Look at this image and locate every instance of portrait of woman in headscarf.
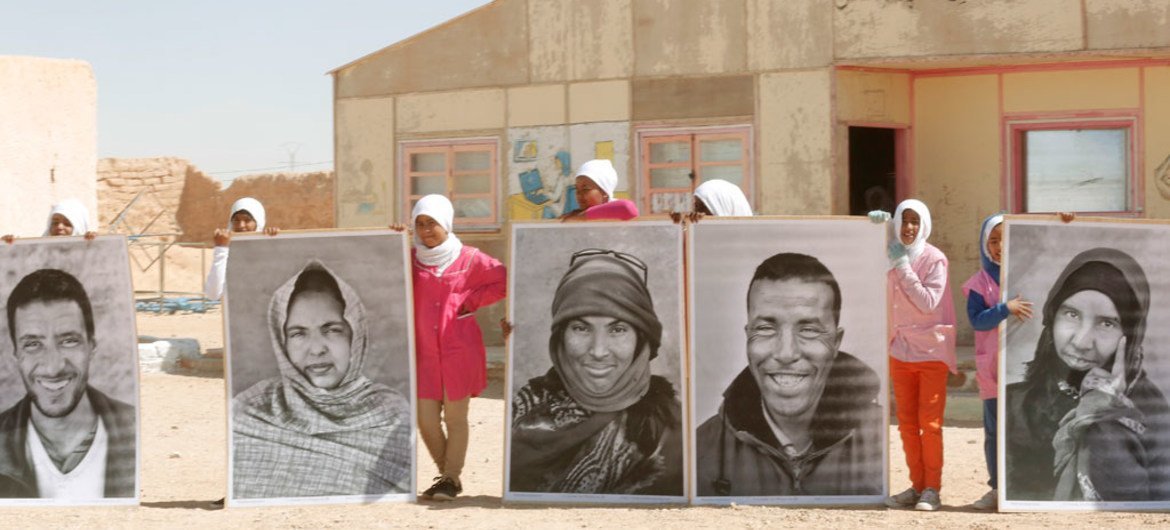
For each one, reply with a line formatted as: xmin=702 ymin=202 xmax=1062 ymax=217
xmin=1006 ymin=247 xmax=1170 ymax=502
xmin=232 ymin=260 xmax=411 ymax=499
xmin=509 ymin=248 xmax=683 ymax=496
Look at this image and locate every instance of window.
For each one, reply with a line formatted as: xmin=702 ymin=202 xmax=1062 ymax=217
xmin=639 ymin=126 xmax=752 ymax=214
xmin=1007 ymin=116 xmax=1138 ymax=214
xmin=401 ymin=140 xmax=498 ymax=227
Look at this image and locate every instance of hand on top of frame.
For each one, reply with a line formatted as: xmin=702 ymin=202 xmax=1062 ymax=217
xmin=1006 ymin=295 xmax=1033 ymax=321
xmin=867 ymin=210 xmax=892 ymax=224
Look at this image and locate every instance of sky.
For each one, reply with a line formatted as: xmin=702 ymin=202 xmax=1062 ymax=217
xmin=1 ymin=1 xmax=490 ymax=182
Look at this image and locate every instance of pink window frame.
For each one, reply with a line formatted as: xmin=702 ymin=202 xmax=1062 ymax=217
xmin=1003 ymin=112 xmax=1142 ymax=216
xmin=400 ymin=139 xmax=499 ymax=228
xmin=638 ymin=126 xmax=753 ymax=214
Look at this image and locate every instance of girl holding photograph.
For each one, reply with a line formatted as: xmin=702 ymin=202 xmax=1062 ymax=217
xmin=560 ymin=159 xmax=639 ymax=221
xmin=3 ymin=199 xmax=98 ymax=243
xmin=393 ymin=194 xmax=507 ymax=501
xmin=872 ymin=199 xmax=956 ymax=512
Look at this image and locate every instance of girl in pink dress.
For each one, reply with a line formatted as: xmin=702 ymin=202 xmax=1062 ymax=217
xmin=399 ymin=194 xmax=507 ymax=501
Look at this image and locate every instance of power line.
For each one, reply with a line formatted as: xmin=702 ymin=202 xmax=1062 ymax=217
xmin=206 ymin=160 xmax=333 ymax=176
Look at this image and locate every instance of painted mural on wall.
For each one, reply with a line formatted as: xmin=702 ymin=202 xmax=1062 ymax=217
xmin=506 ymin=122 xmax=630 ymax=220
xmin=338 ymin=158 xmax=387 ymax=228
xmin=1157 ymin=153 xmax=1170 ymax=201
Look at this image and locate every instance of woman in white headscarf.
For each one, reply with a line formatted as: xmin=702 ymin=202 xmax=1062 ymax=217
xmin=560 ymin=159 xmax=639 ymax=221
xmin=203 ymin=197 xmax=278 ymax=301
xmin=2 ymin=199 xmax=97 ymax=243
xmin=231 ymin=261 xmax=411 ymax=499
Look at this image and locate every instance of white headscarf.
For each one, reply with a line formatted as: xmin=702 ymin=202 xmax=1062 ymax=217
xmin=411 ymin=194 xmax=464 ymax=275
xmin=228 ymin=197 xmax=266 ymax=232
xmin=575 ymin=159 xmax=618 ymax=202
xmin=693 ymin=179 xmax=753 ymax=217
xmin=44 ymin=199 xmax=91 ymax=236
xmin=893 ymin=199 xmax=932 ymax=262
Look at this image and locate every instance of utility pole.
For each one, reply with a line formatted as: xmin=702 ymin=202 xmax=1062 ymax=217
xmin=280 ymin=142 xmax=302 ymax=172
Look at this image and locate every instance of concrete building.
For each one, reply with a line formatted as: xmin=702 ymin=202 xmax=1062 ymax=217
xmin=330 ymin=0 xmax=1170 ymax=342
xmin=0 ymin=56 xmax=98 ymax=237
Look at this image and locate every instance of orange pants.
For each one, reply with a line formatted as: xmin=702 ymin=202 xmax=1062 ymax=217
xmin=891 ymin=357 xmax=949 ymax=491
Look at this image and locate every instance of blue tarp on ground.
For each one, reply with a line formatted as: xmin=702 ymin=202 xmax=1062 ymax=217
xmin=135 ymin=297 xmax=219 ymax=314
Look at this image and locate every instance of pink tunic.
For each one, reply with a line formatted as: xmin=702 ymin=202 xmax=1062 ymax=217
xmin=583 ymin=199 xmax=639 ymax=220
xmin=962 ymin=269 xmax=1001 ymax=400
xmin=887 ymin=242 xmax=958 ymax=373
xmin=413 ymin=246 xmax=507 ymax=400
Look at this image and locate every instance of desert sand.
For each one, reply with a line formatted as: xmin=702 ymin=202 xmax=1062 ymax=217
xmin=5 ymin=304 xmax=1170 ymax=528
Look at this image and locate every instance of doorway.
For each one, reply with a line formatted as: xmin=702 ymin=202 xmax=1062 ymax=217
xmin=848 ymin=127 xmax=899 ymax=215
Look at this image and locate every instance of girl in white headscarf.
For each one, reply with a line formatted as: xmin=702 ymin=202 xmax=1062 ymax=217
xmin=881 ymin=198 xmax=956 ymax=512
xmin=671 ymin=179 xmax=753 ymax=224
xmin=391 ymin=194 xmax=507 ymax=501
xmin=2 ymin=199 xmax=97 ymax=243
xmin=231 ymin=261 xmax=411 ymax=499
xmin=203 ymin=197 xmax=278 ymax=301
xmin=560 ymin=159 xmax=639 ymax=221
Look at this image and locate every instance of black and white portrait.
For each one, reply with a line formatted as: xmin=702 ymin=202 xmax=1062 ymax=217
xmin=1002 ymin=219 xmax=1170 ymax=511
xmin=0 ymin=237 xmax=138 ymax=505
xmin=505 ymin=222 xmax=686 ymax=504
xmin=689 ymin=218 xmax=888 ymax=505
xmin=225 ymin=230 xmax=415 ymax=506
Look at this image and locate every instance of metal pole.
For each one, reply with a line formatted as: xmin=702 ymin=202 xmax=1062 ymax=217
xmin=158 ymin=242 xmax=166 ymax=302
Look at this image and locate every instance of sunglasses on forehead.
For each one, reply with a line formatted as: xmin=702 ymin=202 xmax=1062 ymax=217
xmin=570 ymin=248 xmax=649 ymax=283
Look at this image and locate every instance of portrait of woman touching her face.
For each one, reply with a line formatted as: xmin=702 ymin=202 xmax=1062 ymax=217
xmin=1005 ymin=247 xmax=1170 ymax=503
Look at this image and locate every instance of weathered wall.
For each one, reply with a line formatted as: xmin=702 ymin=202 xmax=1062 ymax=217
xmin=334 ymin=0 xmax=529 ymax=98
xmin=0 ymin=56 xmax=97 ymax=237
xmin=747 ymin=0 xmax=833 ymax=71
xmin=914 ymin=74 xmax=1001 ymax=344
xmin=835 ymin=70 xmax=912 ymax=125
xmin=633 ymin=0 xmax=747 ymax=76
xmin=528 ymin=0 xmax=632 ymax=82
xmin=1002 ymin=68 xmax=1140 ymax=113
xmin=1146 ymin=66 xmax=1170 ymax=220
xmin=97 ymin=158 xmax=334 ymax=244
xmin=1086 ymin=0 xmax=1170 ymax=50
xmin=336 ymin=97 xmax=395 ymax=228
xmin=834 ymin=0 xmax=1084 ymax=59
xmin=757 ymin=69 xmax=834 ymax=215
xmin=97 ymin=158 xmax=189 ymax=234
xmin=176 ymin=169 xmax=334 ymax=244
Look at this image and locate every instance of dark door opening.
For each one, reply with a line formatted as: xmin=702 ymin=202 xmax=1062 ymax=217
xmin=848 ymin=127 xmax=898 ymax=215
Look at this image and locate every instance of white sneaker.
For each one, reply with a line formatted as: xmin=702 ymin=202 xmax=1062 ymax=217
xmin=915 ymin=488 xmax=941 ymax=511
xmin=884 ymin=487 xmax=919 ymax=508
xmin=972 ymin=489 xmax=997 ymax=510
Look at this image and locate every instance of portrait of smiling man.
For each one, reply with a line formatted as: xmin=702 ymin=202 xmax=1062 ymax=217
xmin=0 ymin=268 xmax=136 ymax=499
xmin=695 ymin=252 xmax=884 ymax=498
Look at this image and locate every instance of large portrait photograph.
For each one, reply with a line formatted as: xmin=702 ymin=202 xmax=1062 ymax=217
xmin=1001 ymin=219 xmax=1170 ymax=511
xmin=504 ymin=221 xmax=686 ymax=504
xmin=225 ymin=230 xmax=416 ymax=506
xmin=688 ymin=218 xmax=888 ymax=505
xmin=0 ymin=237 xmax=139 ymax=505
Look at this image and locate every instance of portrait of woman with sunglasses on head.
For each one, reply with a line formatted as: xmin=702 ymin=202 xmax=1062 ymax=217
xmin=508 ymin=248 xmax=684 ymax=496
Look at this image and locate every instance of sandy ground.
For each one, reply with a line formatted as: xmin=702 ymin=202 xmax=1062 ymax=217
xmin=6 ymin=311 xmax=1170 ymax=528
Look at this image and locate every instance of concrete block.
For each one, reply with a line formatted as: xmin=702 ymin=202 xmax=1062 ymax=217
xmin=507 ymin=84 xmax=566 ymax=127
xmin=568 ymin=80 xmax=629 ymax=123
xmin=397 ymin=89 xmax=505 ymax=133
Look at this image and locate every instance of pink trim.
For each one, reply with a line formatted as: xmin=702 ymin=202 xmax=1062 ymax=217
xmin=911 ymin=58 xmax=1170 ymax=78
xmin=1004 ymin=112 xmax=1141 ymax=215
